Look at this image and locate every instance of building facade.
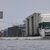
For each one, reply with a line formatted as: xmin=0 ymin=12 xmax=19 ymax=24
xmin=26 ymin=13 xmax=41 ymax=36
xmin=18 ymin=24 xmax=26 ymax=37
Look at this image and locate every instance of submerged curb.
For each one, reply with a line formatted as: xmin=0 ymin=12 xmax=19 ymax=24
xmin=0 ymin=37 xmax=43 ymax=40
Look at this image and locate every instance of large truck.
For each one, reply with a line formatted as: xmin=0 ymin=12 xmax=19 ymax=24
xmin=39 ymin=14 xmax=50 ymax=37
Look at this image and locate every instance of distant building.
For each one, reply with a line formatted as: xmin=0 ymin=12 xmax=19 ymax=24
xmin=0 ymin=25 xmax=25 ymax=37
xmin=25 ymin=13 xmax=40 ymax=36
xmin=0 ymin=11 xmax=3 ymax=19
xmin=4 ymin=29 xmax=8 ymax=37
xmin=8 ymin=26 xmax=19 ymax=37
xmin=18 ymin=24 xmax=26 ymax=37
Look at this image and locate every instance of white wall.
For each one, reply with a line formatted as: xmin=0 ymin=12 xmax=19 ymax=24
xmin=40 ymin=14 xmax=50 ymax=22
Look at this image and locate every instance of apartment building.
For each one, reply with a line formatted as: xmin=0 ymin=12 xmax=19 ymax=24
xmin=26 ymin=13 xmax=41 ymax=36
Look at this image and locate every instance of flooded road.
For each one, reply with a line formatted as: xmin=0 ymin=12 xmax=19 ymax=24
xmin=0 ymin=40 xmax=50 ymax=50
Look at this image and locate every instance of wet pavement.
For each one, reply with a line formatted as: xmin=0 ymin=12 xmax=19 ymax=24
xmin=0 ymin=40 xmax=50 ymax=50
xmin=41 ymin=36 xmax=50 ymax=40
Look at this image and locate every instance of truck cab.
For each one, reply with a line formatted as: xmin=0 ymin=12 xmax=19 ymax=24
xmin=39 ymin=22 xmax=50 ymax=37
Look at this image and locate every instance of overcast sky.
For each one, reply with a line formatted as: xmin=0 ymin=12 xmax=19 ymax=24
xmin=0 ymin=0 xmax=50 ymax=25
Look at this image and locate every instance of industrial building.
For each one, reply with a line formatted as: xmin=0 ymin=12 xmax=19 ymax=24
xmin=7 ymin=25 xmax=25 ymax=37
xmin=8 ymin=26 xmax=20 ymax=37
xmin=18 ymin=24 xmax=26 ymax=37
xmin=26 ymin=13 xmax=41 ymax=36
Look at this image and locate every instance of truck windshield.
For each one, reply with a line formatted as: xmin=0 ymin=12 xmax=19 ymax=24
xmin=39 ymin=22 xmax=50 ymax=29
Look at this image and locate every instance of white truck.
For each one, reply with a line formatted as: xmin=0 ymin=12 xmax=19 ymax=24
xmin=39 ymin=14 xmax=50 ymax=37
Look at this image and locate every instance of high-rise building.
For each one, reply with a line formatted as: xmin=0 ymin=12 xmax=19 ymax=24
xmin=26 ymin=13 xmax=41 ymax=36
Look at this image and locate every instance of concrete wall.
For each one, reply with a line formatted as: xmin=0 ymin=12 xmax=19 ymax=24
xmin=29 ymin=16 xmax=32 ymax=35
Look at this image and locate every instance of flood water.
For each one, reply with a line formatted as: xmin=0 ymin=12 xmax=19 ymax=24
xmin=0 ymin=40 xmax=50 ymax=50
